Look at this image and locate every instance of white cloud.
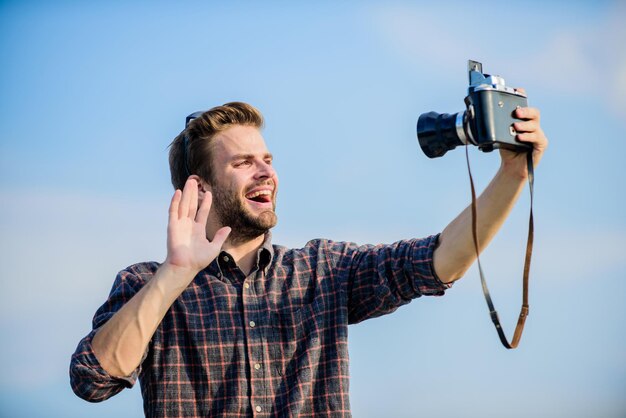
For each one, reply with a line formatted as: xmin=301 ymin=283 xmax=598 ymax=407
xmin=369 ymin=2 xmax=626 ymax=117
xmin=524 ymin=4 xmax=626 ymax=117
xmin=367 ymin=4 xmax=486 ymax=76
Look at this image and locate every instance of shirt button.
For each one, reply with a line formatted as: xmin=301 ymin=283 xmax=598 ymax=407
xmin=223 ymin=255 xmax=230 ymax=262
xmin=255 ymin=405 xmax=262 ymax=413
xmin=244 ymin=283 xmax=250 ymax=289
xmin=254 ymin=363 xmax=261 ymax=370
xmin=249 ymin=321 xmax=256 ymax=328
xmin=216 ymin=272 xmax=221 ymax=278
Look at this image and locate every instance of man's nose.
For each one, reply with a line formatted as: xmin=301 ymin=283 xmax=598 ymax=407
xmin=255 ymin=160 xmax=276 ymax=179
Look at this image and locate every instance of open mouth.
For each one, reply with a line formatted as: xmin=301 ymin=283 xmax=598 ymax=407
xmin=245 ymin=189 xmax=273 ymax=204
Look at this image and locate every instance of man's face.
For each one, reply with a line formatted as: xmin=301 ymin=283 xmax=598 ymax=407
xmin=207 ymin=125 xmax=278 ymax=243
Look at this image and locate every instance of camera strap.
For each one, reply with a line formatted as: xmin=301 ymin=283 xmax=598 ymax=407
xmin=465 ymin=148 xmax=534 ymax=349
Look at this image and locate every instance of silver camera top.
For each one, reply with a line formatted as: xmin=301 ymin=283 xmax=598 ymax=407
xmin=467 ymin=60 xmax=525 ymax=97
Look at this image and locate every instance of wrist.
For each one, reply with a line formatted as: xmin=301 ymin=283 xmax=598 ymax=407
xmin=157 ymin=261 xmax=201 ymax=290
xmin=500 ymin=164 xmax=527 ymax=181
xmin=499 ymin=153 xmax=530 ymax=182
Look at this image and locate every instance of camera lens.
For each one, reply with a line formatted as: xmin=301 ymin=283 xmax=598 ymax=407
xmin=417 ymin=111 xmax=468 ymax=158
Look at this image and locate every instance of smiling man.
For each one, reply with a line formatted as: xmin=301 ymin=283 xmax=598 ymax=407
xmin=70 ymin=101 xmax=547 ymax=417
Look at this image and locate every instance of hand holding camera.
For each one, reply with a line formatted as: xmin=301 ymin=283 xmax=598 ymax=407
xmin=416 ymin=60 xmax=547 ymax=178
xmin=500 ymin=101 xmax=547 ymax=178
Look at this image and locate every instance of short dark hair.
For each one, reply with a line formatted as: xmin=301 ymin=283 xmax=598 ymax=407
xmin=168 ymin=102 xmax=264 ymax=190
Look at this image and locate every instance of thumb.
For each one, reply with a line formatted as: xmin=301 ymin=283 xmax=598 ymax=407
xmin=211 ymin=226 xmax=231 ymax=248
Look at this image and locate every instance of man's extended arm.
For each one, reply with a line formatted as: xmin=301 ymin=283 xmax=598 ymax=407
xmin=433 ymin=105 xmax=547 ymax=283
xmin=90 ymin=179 xmax=230 ymax=377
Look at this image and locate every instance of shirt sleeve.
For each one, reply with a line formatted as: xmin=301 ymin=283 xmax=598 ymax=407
xmin=69 ymin=264 xmax=153 ymax=402
xmin=336 ymin=234 xmax=452 ymax=325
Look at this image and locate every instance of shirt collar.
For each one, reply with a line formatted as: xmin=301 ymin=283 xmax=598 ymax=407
xmin=215 ymin=232 xmax=274 ymax=276
xmin=258 ymin=231 xmax=274 ymax=270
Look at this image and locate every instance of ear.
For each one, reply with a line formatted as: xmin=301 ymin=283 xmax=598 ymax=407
xmin=189 ymin=174 xmax=212 ymax=196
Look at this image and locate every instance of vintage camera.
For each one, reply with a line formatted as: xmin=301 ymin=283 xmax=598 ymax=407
xmin=417 ymin=60 xmax=531 ymax=158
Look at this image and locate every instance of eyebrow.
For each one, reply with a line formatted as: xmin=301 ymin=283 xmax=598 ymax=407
xmin=231 ymin=153 xmax=273 ymax=161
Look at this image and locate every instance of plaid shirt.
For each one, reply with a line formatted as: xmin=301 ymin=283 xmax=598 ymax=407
xmin=70 ymin=233 xmax=450 ymax=417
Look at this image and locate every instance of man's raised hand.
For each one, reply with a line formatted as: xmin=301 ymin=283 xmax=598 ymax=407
xmin=164 ymin=178 xmax=230 ymax=278
xmin=90 ymin=177 xmax=230 ymax=376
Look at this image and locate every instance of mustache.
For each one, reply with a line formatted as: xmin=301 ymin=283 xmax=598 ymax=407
xmin=245 ymin=179 xmax=275 ymax=193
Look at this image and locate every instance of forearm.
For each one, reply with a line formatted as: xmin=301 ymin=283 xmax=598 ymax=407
xmin=91 ymin=181 xmax=229 ymax=378
xmin=433 ymin=163 xmax=526 ymax=283
xmin=91 ymin=263 xmax=197 ymax=377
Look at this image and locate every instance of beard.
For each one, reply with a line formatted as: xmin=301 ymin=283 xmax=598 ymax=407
xmin=211 ymin=180 xmax=277 ymax=244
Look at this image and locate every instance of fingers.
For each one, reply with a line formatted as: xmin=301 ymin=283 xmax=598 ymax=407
xmin=170 ymin=178 xmax=214 ymax=227
xmin=512 ymin=88 xmax=542 ymax=140
xmin=169 ymin=189 xmax=182 ymax=219
xmin=513 ymin=107 xmax=543 ymax=141
xmin=178 ymin=180 xmax=191 ymax=219
xmin=514 ymin=106 xmax=540 ymax=121
xmin=513 ymin=106 xmax=548 ymax=152
xmin=513 ymin=119 xmax=539 ymax=133
xmin=211 ymin=226 xmax=231 ymax=248
xmin=188 ymin=180 xmax=198 ymax=220
xmin=196 ymin=190 xmax=212 ymax=225
xmin=178 ymin=178 xmax=198 ymax=220
xmin=516 ymin=131 xmax=544 ymax=144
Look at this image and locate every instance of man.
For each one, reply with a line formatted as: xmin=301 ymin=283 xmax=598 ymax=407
xmin=70 ymin=101 xmax=547 ymax=416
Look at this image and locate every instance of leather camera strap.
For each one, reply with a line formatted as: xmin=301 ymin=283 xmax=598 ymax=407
xmin=465 ymin=147 xmax=534 ymax=349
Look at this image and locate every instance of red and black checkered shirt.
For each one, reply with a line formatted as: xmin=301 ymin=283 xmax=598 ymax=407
xmin=70 ymin=233 xmax=450 ymax=417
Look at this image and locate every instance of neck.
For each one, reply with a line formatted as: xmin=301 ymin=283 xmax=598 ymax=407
xmin=221 ymin=234 xmax=265 ymax=276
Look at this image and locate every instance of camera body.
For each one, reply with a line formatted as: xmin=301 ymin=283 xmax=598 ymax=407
xmin=417 ymin=60 xmax=531 ymax=158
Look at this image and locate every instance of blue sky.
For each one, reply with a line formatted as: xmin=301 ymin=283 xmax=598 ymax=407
xmin=1 ymin=1 xmax=625 ymax=417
